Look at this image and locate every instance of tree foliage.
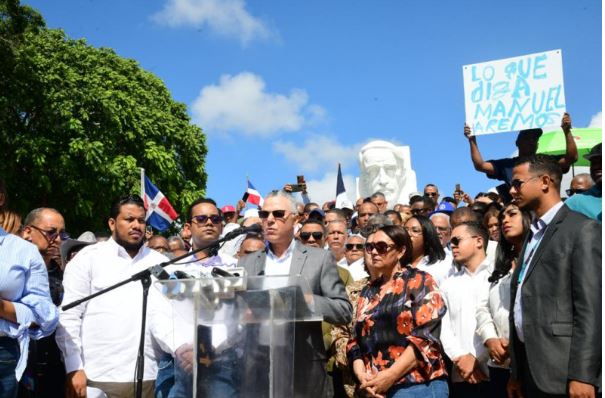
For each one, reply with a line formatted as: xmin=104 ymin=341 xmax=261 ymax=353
xmin=0 ymin=0 xmax=207 ymax=234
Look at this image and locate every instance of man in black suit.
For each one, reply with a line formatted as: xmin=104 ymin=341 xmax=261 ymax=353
xmin=507 ymin=155 xmax=601 ymax=398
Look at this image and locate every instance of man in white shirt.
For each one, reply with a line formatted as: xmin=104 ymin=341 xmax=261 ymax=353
xmin=325 ymin=219 xmax=348 ymax=268
xmin=56 ymin=195 xmax=172 ymax=398
xmin=440 ymin=221 xmax=491 ymax=398
xmin=343 ymin=235 xmax=369 ymax=281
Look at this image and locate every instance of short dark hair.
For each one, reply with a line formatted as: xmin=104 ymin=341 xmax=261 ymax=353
xmin=374 ymin=225 xmax=413 ymax=267
xmin=110 ymin=195 xmax=145 ymax=219
xmin=450 ymin=207 xmax=481 ymax=227
xmin=515 ymin=154 xmax=562 ymax=189
xmin=187 ymin=198 xmax=218 ymax=221
xmin=303 ymin=202 xmax=319 ymax=213
xmin=455 ymin=221 xmax=489 ymax=251
xmin=424 ymin=183 xmax=438 ymax=192
xmin=408 ymin=215 xmax=446 ymax=264
xmin=517 ymin=128 xmax=543 ymax=140
xmin=300 ymin=219 xmax=326 ymax=233
xmin=326 ymin=208 xmax=346 ymax=221
xmin=384 ymin=210 xmax=402 ymax=222
xmin=409 ymin=195 xmax=424 ymax=205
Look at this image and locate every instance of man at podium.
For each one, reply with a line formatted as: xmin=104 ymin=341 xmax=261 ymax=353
xmin=238 ymin=189 xmax=353 ymax=397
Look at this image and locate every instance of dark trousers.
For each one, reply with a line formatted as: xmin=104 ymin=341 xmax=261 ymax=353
xmin=18 ymin=334 xmax=65 ymax=398
xmin=488 ymin=366 xmax=510 ymax=398
xmin=450 ymin=381 xmax=489 ymax=398
xmin=0 ymin=337 xmax=19 ymax=398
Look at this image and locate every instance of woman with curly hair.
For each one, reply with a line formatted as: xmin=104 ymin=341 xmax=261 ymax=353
xmin=347 ymin=225 xmax=448 ymax=397
xmin=475 ymin=203 xmax=531 ymax=398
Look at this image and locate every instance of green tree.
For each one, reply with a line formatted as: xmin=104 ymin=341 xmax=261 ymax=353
xmin=0 ymin=0 xmax=207 ymax=234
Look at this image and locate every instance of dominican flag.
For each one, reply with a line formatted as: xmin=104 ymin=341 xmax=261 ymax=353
xmin=335 ymin=163 xmax=348 ymax=208
xmin=140 ymin=169 xmax=178 ymax=232
xmin=242 ymin=180 xmax=264 ymax=207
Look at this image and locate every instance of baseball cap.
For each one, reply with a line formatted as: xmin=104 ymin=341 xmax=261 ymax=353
xmin=221 ymin=205 xmax=236 ymax=213
xmin=430 ymin=201 xmax=456 ymax=216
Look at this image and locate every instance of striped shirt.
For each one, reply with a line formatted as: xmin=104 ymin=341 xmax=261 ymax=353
xmin=0 ymin=228 xmax=58 ymax=380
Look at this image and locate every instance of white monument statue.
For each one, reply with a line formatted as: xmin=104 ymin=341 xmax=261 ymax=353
xmin=357 ymin=140 xmax=418 ymax=206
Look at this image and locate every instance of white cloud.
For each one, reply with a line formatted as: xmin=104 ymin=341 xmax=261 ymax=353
xmin=152 ymin=0 xmax=272 ymax=44
xmin=272 ymin=135 xmax=363 ymax=173
xmin=191 ymin=72 xmax=324 ymax=136
xmin=589 ymin=111 xmax=602 ymax=127
xmin=305 ymin=172 xmax=357 ymax=206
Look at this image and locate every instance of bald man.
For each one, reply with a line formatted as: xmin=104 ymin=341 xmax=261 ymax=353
xmin=567 ymin=173 xmax=593 ymax=197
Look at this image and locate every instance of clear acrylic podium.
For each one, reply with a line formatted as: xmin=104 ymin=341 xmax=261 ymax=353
xmin=155 ymin=275 xmax=321 ymax=398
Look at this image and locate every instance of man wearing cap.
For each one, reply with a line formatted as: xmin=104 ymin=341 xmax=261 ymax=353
xmin=464 ymin=113 xmax=578 ymax=201
xmin=565 ymin=143 xmax=602 ymax=222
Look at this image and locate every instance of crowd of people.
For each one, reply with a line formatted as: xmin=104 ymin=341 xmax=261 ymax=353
xmin=0 ymin=118 xmax=601 ymax=398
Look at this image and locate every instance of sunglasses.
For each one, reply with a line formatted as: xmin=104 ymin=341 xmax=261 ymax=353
xmin=510 ymin=176 xmax=540 ymax=190
xmin=300 ymin=231 xmax=323 ymax=241
xmin=345 ymin=243 xmax=364 ymax=251
xmin=364 ymin=241 xmax=395 ymax=254
xmin=425 ymin=192 xmax=438 ymax=197
xmin=565 ymin=188 xmax=586 ymax=196
xmin=449 ymin=235 xmax=478 ymax=246
xmin=29 ymin=225 xmax=70 ymax=243
xmin=191 ymin=214 xmax=222 ymax=225
xmin=258 ymin=210 xmax=290 ymax=220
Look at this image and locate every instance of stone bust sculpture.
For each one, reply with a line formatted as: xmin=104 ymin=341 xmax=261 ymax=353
xmin=357 ymin=140 xmax=418 ymax=206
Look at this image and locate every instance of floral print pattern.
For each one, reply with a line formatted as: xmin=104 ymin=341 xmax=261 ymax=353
xmin=347 ymin=267 xmax=447 ymax=386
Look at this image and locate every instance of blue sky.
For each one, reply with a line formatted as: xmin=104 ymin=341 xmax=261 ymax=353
xmin=25 ymin=0 xmax=602 ymax=209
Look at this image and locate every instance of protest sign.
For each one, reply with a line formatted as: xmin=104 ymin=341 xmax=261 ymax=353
xmin=463 ymin=49 xmax=566 ymax=135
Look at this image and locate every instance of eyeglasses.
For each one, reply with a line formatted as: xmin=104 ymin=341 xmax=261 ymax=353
xmin=566 ymin=188 xmax=587 ymax=196
xmin=300 ymin=231 xmax=323 ymax=241
xmin=191 ymin=214 xmax=222 ymax=225
xmin=364 ymin=241 xmax=395 ymax=254
xmin=425 ymin=192 xmax=438 ymax=197
xmin=29 ymin=225 xmax=70 ymax=243
xmin=510 ymin=176 xmax=540 ymax=190
xmin=345 ymin=243 xmax=364 ymax=251
xmin=258 ymin=210 xmax=290 ymax=220
xmin=449 ymin=235 xmax=478 ymax=246
xmin=405 ymin=226 xmax=423 ymax=236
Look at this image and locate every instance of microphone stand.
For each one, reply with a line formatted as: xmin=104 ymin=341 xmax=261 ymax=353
xmin=62 ymin=226 xmax=254 ymax=398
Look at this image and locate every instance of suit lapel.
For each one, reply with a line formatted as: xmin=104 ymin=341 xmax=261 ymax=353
xmin=289 ymin=241 xmax=308 ymax=276
xmin=521 ymin=205 xmax=567 ymax=283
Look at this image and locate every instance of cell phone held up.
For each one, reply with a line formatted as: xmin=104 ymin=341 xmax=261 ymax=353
xmin=290 ymin=175 xmax=306 ymax=192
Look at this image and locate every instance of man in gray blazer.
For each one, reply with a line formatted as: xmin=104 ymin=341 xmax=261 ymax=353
xmin=507 ymin=155 xmax=601 ymax=398
xmin=238 ymin=190 xmax=352 ymax=397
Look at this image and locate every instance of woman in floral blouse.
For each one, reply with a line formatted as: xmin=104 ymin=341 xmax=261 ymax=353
xmin=347 ymin=225 xmax=448 ymax=397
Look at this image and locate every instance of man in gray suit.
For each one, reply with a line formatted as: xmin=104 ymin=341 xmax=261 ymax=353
xmin=507 ymin=155 xmax=601 ymax=398
xmin=238 ymin=190 xmax=352 ymax=397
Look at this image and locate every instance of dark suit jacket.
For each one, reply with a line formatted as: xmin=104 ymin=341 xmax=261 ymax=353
xmin=238 ymin=241 xmax=352 ymax=398
xmin=509 ymin=204 xmax=602 ymax=394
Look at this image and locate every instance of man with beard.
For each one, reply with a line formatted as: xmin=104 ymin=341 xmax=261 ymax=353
xmin=20 ymin=208 xmax=68 ymax=397
xmin=56 ymin=195 xmax=169 ymax=398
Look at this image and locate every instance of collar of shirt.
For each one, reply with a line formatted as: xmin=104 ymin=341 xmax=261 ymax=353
xmin=461 ymin=258 xmax=490 ymax=277
xmin=266 ymin=239 xmax=296 ymax=263
xmin=106 ymin=237 xmax=147 ymax=261
xmin=530 ymin=201 xmax=564 ymax=236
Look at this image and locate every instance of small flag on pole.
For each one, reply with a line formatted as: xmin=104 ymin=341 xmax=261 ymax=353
xmin=335 ymin=163 xmax=348 ymax=209
xmin=140 ymin=169 xmax=178 ymax=232
xmin=242 ymin=179 xmax=264 ymax=207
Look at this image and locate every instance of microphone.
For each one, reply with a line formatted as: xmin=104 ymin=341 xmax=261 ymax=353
xmin=222 ymin=224 xmax=262 ymax=241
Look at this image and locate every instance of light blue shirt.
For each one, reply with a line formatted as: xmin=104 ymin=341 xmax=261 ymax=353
xmin=513 ymin=201 xmax=564 ymax=342
xmin=0 ymin=228 xmax=58 ymax=380
xmin=565 ymin=185 xmax=602 ymax=222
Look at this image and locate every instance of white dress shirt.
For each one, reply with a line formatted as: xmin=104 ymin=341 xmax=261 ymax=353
xmin=416 ymin=254 xmax=456 ymax=286
xmin=343 ymin=258 xmax=369 ymax=281
xmin=264 ymin=239 xmax=296 ymax=276
xmin=440 ymin=258 xmax=491 ymax=382
xmin=514 ymin=201 xmax=564 ymax=343
xmin=56 ymin=238 xmax=172 ymax=382
xmin=475 ymin=272 xmax=512 ymax=368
